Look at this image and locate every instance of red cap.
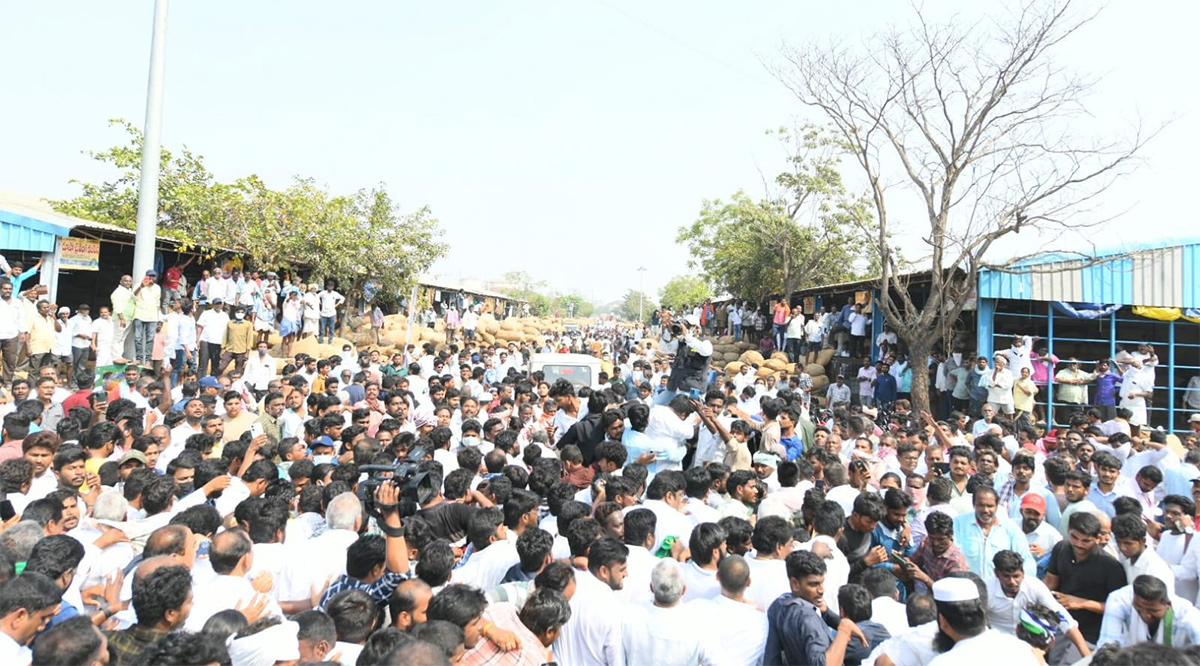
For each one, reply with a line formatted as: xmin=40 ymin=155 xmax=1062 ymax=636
xmin=1020 ymin=493 xmax=1046 ymax=516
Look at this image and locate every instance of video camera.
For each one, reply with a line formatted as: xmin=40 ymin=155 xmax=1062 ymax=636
xmin=357 ymin=447 xmax=436 ymax=521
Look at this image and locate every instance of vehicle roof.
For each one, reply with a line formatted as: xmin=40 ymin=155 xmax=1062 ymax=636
xmin=530 ymin=352 xmax=600 ymax=364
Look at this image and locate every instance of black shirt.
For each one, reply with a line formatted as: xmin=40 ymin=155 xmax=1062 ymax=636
xmin=413 ymin=501 xmax=477 ymax=543
xmin=1046 ymin=541 xmax=1127 ymax=642
xmin=837 ymin=519 xmax=874 ymax=580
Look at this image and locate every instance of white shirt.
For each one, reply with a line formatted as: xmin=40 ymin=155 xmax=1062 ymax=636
xmin=184 ymin=573 xmax=283 ymax=632
xmin=1120 ymin=545 xmax=1177 ymax=595
xmin=927 ymin=629 xmax=1038 ymax=666
xmin=318 ymin=290 xmax=344 ymax=317
xmin=681 ymin=561 xmax=721 ymax=603
xmin=248 ymin=542 xmax=290 ymax=601
xmin=632 ymin=499 xmax=694 ymax=555
xmin=196 ymin=309 xmax=230 ymax=345
xmin=622 ymin=602 xmax=717 ymax=666
xmin=985 ymin=576 xmax=1076 ymax=637
xmin=554 ymin=571 xmax=624 ymax=666
xmin=693 ymin=595 xmax=768 ymax=666
xmin=796 ymin=535 xmax=849 ymax=614
xmin=332 ymin=642 xmax=363 ymax=666
xmin=645 ymin=406 xmax=695 ymax=473
xmin=870 ymin=595 xmax=911 ymax=638
xmin=243 ymin=352 xmax=277 ymax=391
xmin=277 ymin=528 xmax=358 ymax=602
xmin=0 ymin=296 xmax=28 ymax=339
xmin=866 ymin=621 xmax=938 ymax=666
xmin=0 ymin=633 xmax=30 ymax=666
xmin=744 ymin=556 xmax=789 ymax=613
xmin=617 ymin=545 xmax=658 ymax=605
xmin=453 ymin=540 xmax=519 ymax=592
xmin=692 ymin=415 xmax=733 ymax=468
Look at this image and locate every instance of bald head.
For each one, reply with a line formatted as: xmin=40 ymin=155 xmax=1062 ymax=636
xmin=717 ymin=553 xmax=751 ymax=595
xmin=144 ymin=525 xmax=195 ymax=568
xmin=134 ymin=555 xmax=181 ymax=581
xmin=210 ymin=530 xmax=252 ymax=575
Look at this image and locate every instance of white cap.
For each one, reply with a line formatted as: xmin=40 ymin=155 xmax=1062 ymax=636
xmin=1189 ymin=413 xmax=1200 ymax=423
xmin=932 ymin=577 xmax=979 ymax=603
xmin=683 ymin=314 xmax=701 ymax=327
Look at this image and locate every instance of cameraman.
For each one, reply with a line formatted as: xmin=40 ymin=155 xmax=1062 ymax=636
xmin=655 ymin=313 xmax=713 ymax=406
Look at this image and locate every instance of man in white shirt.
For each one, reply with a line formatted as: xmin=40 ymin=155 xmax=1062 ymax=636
xmin=622 ymin=559 xmax=717 ymax=666
xmin=618 ymin=508 xmax=661 ymax=605
xmin=863 ymin=568 xmax=910 ymax=638
xmin=184 ymin=530 xmax=283 ymax=631
xmin=317 ymin=283 xmax=344 ymax=345
xmin=0 ymin=571 xmax=60 ymax=666
xmin=987 ymin=549 xmax=1089 ymax=654
xmin=243 ymin=341 xmax=277 ymax=397
xmin=795 ymin=499 xmax=850 ymax=614
xmin=645 ymin=398 xmax=697 ymax=473
xmin=627 ymin=472 xmax=694 ymax=555
xmin=745 ymin=515 xmax=794 ymax=613
xmin=693 ymin=554 xmax=768 ymax=666
xmin=554 ymin=537 xmax=627 ymax=666
xmin=927 ymin=577 xmax=1040 ymax=666
xmin=195 ymin=299 xmax=230 ymax=378
xmin=1098 ymin=575 xmax=1200 ymax=648
xmin=277 ymin=494 xmax=362 ymax=607
xmin=452 ymin=508 xmax=519 ymax=592
xmin=1112 ymin=513 xmax=1176 ymax=593
xmin=681 ymin=523 xmax=724 ymax=603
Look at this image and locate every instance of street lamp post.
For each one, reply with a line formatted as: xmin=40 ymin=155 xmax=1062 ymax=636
xmin=132 ymin=0 xmax=170 ymax=280
xmin=637 ymin=266 xmax=646 ymax=322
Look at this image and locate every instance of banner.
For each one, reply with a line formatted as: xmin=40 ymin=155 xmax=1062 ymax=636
xmin=803 ymin=297 xmax=815 ymax=314
xmin=58 ymin=238 xmax=100 ymax=271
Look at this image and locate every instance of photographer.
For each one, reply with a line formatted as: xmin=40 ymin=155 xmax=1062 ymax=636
xmin=655 ymin=313 xmax=713 ymax=407
xmin=317 ymin=481 xmax=409 ymax=610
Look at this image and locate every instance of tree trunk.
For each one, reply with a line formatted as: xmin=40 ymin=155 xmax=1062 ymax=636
xmin=902 ymin=333 xmax=933 ymax=415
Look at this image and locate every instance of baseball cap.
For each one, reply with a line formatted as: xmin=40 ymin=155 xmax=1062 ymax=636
xmin=1020 ymin=493 xmax=1047 ymax=516
xmin=77 ymin=303 xmax=90 ymax=311
xmin=198 ymin=376 xmax=222 ymax=389
xmin=145 ymin=269 xmax=157 ymax=277
xmin=683 ymin=314 xmax=701 ymax=327
xmin=1190 ymin=413 xmax=1200 ymax=423
xmin=312 ymin=435 xmax=335 ymax=449
xmin=118 ymin=450 xmax=148 ymax=467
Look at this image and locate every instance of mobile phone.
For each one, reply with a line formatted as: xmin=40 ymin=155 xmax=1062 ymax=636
xmin=889 ymin=550 xmax=907 ymax=565
xmin=249 ymin=422 xmax=265 ymax=439
xmin=689 ymin=388 xmax=701 ymax=400
xmin=933 ymin=462 xmax=951 ymax=475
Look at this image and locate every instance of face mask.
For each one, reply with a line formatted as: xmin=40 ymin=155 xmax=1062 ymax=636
xmin=907 ymin=486 xmax=927 ymax=508
xmin=235 ymin=312 xmax=245 ymax=320
xmin=313 ymin=454 xmax=334 ymax=465
xmin=461 ymin=436 xmax=481 ymax=449
xmin=259 ymin=349 xmax=267 ymax=356
xmin=175 ymin=482 xmax=194 ymax=498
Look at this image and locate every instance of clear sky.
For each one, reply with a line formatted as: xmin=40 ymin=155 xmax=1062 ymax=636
xmin=1 ymin=1 xmax=1195 ymax=303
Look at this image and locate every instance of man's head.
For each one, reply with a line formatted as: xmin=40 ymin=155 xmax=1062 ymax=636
xmin=0 ymin=573 xmax=63 ymax=645
xmin=293 ymin=609 xmax=337 ymax=663
xmin=587 ymin=537 xmax=629 ymax=591
xmin=389 ymin=578 xmax=433 ymax=632
xmin=30 ymin=615 xmax=106 ymax=666
xmin=1112 ymin=513 xmax=1149 ymax=561
xmin=131 ymin=562 xmax=193 ymax=630
xmin=425 ymin=585 xmax=487 ymax=649
xmin=932 ymin=577 xmax=988 ymax=644
xmin=784 ymin=550 xmax=826 ymax=605
xmin=1131 ymin=574 xmax=1172 ymax=626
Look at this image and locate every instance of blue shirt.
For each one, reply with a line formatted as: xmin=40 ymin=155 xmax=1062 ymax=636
xmin=765 ymin=594 xmax=836 ymax=666
xmin=1094 ymin=372 xmax=1122 ymax=406
xmin=874 ymin=373 xmax=898 ymax=404
xmin=952 ymin=512 xmax=1036 ymax=579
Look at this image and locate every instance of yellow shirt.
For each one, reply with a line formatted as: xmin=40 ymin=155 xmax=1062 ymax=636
xmin=133 ymin=284 xmax=161 ymax=322
xmin=27 ymin=313 xmax=57 ymax=355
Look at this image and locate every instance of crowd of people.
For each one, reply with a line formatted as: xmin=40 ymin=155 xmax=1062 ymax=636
xmin=0 ymin=262 xmax=1199 ymax=666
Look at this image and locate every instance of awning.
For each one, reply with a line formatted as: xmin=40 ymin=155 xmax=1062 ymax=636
xmin=0 ymin=210 xmax=71 ymax=252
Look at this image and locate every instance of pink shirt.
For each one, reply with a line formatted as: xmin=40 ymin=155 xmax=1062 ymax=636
xmin=1031 ymin=354 xmax=1058 ymax=385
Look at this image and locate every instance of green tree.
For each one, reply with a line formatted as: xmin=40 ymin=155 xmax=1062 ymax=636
xmin=52 ymin=119 xmax=447 ymax=306
xmin=677 ymin=125 xmax=874 ymax=303
xmin=617 ymin=290 xmax=656 ymax=324
xmin=553 ymin=294 xmax=594 ymax=318
xmin=658 ymin=275 xmax=712 ymax=312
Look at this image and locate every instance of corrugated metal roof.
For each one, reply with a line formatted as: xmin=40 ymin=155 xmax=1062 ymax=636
xmin=979 ymin=242 xmax=1200 ymax=308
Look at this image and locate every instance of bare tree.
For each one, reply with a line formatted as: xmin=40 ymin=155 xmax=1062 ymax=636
xmin=771 ymin=0 xmax=1151 ymax=413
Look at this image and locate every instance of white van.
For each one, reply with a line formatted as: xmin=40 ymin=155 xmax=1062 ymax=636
xmin=529 ymin=353 xmax=602 ymax=391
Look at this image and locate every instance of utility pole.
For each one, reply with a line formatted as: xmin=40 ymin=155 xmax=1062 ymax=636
xmin=132 ymin=0 xmax=170 ymax=280
xmin=637 ymin=266 xmax=646 ymax=322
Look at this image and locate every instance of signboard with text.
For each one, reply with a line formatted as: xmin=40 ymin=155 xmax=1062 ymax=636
xmin=59 ymin=238 xmax=100 ymax=271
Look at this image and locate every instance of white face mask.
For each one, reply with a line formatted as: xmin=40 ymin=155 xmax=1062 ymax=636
xmin=312 ymin=454 xmax=334 ymax=465
xmin=952 ymin=353 xmax=962 ymax=365
xmin=461 ymin=436 xmax=481 ymax=449
xmin=235 ymin=312 xmax=245 ymax=320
